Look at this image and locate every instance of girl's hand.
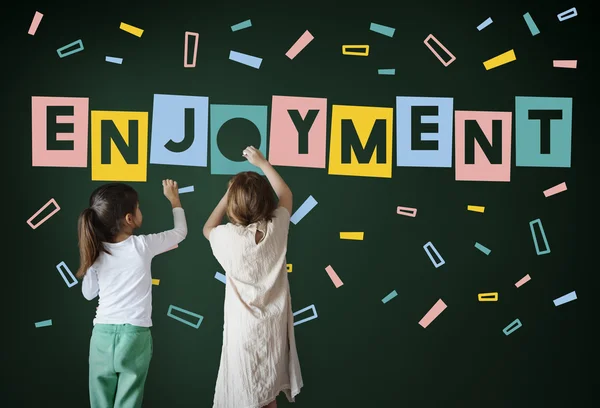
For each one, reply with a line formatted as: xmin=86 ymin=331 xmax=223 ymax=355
xmin=242 ymin=146 xmax=267 ymax=168
xmin=162 ymin=179 xmax=180 ymax=205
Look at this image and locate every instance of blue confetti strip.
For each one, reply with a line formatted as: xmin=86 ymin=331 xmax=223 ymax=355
xmin=290 ymin=195 xmax=318 ymax=225
xmin=477 ymin=17 xmax=493 ymax=31
xmin=293 ymin=304 xmax=318 ymax=326
xmin=553 ymin=291 xmax=577 ymax=306
xmin=105 ymin=56 xmax=123 ymax=64
xmin=229 ymin=50 xmax=262 ymax=69
xmin=215 ymin=272 xmax=226 ymax=284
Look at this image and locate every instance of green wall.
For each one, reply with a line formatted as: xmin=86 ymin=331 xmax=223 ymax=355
xmin=6 ymin=0 xmax=587 ymax=406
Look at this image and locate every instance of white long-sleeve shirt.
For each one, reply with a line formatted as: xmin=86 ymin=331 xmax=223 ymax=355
xmin=82 ymin=207 xmax=187 ymax=327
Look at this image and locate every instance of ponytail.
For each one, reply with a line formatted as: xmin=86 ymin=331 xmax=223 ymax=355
xmin=76 ymin=208 xmax=105 ymax=278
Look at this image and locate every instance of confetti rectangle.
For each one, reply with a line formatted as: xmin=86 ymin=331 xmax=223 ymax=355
xmin=325 ymin=265 xmax=344 ymax=288
xmin=557 ymin=7 xmax=577 ymax=22
xmin=231 ymin=19 xmax=252 ymax=31
xmin=342 ymin=45 xmax=369 ymax=56
xmin=120 ymin=22 xmax=144 ymax=37
xmin=523 ymin=12 xmax=540 ymax=36
xmin=152 ymin=279 xmax=160 ymax=285
xmin=515 ymin=274 xmax=531 ymax=288
xmin=286 ymin=30 xmax=314 ymax=60
xmin=378 ymin=69 xmax=396 ymax=75
xmin=229 ymin=50 xmax=262 ymax=69
xmin=28 ymin=11 xmax=43 ymax=35
xmin=290 ymin=195 xmax=318 ymax=224
xmin=286 ymin=264 xmax=292 ymax=273
xmin=478 ymin=292 xmax=498 ymax=301
xmin=167 ymin=305 xmax=203 ymax=328
xmin=419 ymin=299 xmax=447 ymax=328
xmin=293 ymin=304 xmax=318 ymax=326
xmin=381 ymin=290 xmax=398 ymax=304
xmin=543 ymin=182 xmax=567 ymax=197
xmin=215 ymin=272 xmax=226 ymax=284
xmin=529 ymin=218 xmax=550 ymax=255
xmin=370 ymin=22 xmax=395 ymax=37
xmin=397 ymin=206 xmax=417 ymax=217
xmin=56 ymin=261 xmax=77 ymax=288
xmin=503 ymin=318 xmax=522 ymax=336
xmin=35 ymin=319 xmax=52 ymax=328
xmin=178 ymin=185 xmax=194 ymax=194
xmin=27 ymin=198 xmax=60 ymax=229
xmin=483 ymin=49 xmax=516 ymax=70
xmin=56 ymin=39 xmax=84 ymax=58
xmin=467 ymin=205 xmax=485 ymax=213
xmin=424 ymin=34 xmax=456 ymax=67
xmin=474 ymin=242 xmax=491 ymax=255
xmin=553 ymin=290 xmax=577 ymax=306
xmin=477 ymin=17 xmax=493 ymax=31
xmin=423 ymin=241 xmax=445 ymax=268
xmin=184 ymin=31 xmax=199 ymax=68
xmin=340 ymin=232 xmax=364 ymax=240
xmin=553 ymin=60 xmax=577 ymax=69
xmin=105 ymin=56 xmax=123 ymax=64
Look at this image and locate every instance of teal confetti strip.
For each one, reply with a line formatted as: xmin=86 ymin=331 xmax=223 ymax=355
xmin=502 ymin=318 xmax=522 ymax=336
xmin=523 ymin=12 xmax=540 ymax=36
xmin=35 ymin=319 xmax=52 ymax=328
xmin=231 ymin=19 xmax=252 ymax=31
xmin=167 ymin=305 xmax=204 ymax=328
xmin=381 ymin=290 xmax=398 ymax=304
xmin=474 ymin=242 xmax=491 ymax=255
xmin=57 ymin=39 xmax=84 ymax=58
xmin=370 ymin=22 xmax=395 ymax=37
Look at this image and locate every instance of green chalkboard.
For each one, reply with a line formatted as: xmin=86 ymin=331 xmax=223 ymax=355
xmin=6 ymin=1 xmax=591 ymax=407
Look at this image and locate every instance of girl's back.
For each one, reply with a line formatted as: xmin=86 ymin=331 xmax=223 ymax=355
xmin=87 ymin=235 xmax=159 ymax=327
xmin=210 ymin=207 xmax=290 ymax=323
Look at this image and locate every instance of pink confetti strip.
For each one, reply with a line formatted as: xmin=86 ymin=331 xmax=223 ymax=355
xmin=325 ymin=265 xmax=344 ymax=288
xmin=28 ymin=11 xmax=44 ymax=35
xmin=543 ymin=182 xmax=567 ymax=197
xmin=26 ymin=198 xmax=60 ymax=229
xmin=184 ymin=31 xmax=199 ymax=68
xmin=418 ymin=299 xmax=447 ymax=328
xmin=553 ymin=60 xmax=577 ymax=69
xmin=424 ymin=34 xmax=456 ymax=66
xmin=515 ymin=274 xmax=531 ymax=288
xmin=397 ymin=206 xmax=417 ymax=217
xmin=286 ymin=30 xmax=314 ymax=60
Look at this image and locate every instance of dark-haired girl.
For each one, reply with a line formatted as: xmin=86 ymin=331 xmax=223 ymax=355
xmin=78 ymin=180 xmax=187 ymax=408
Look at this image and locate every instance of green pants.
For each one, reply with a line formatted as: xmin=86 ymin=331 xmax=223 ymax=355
xmin=89 ymin=324 xmax=153 ymax=408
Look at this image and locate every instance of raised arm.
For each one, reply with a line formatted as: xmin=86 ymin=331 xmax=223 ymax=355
xmin=243 ymin=146 xmax=293 ymax=215
xmin=143 ymin=180 xmax=188 ymax=256
xmin=203 ymin=190 xmax=228 ymax=240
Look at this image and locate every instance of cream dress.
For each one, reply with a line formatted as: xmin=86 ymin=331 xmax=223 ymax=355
xmin=209 ymin=206 xmax=303 ymax=408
